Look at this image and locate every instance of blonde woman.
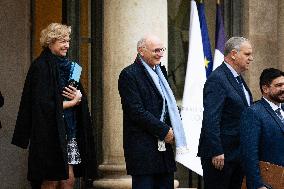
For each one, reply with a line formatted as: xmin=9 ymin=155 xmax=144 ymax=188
xmin=12 ymin=23 xmax=96 ymax=189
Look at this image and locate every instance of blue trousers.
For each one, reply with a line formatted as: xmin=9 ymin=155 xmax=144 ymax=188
xmin=201 ymin=158 xmax=243 ymax=189
xmin=132 ymin=172 xmax=174 ymax=189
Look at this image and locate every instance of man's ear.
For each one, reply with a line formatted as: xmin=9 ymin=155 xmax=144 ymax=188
xmin=231 ymin=50 xmax=238 ymax=60
xmin=262 ymin=85 xmax=269 ymax=94
xmin=138 ymin=47 xmax=144 ymax=56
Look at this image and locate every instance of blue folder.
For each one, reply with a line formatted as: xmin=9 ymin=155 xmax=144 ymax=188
xmin=70 ymin=61 xmax=82 ymax=82
xmin=67 ymin=61 xmax=82 ymax=89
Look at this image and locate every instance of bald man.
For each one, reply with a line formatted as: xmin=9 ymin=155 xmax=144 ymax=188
xmin=118 ymin=34 xmax=177 ymax=189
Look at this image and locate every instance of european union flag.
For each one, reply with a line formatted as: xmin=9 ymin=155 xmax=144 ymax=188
xmin=197 ymin=1 xmax=213 ymax=77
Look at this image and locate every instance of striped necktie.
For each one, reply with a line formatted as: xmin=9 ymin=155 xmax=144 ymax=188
xmin=236 ymin=76 xmax=244 ymax=90
xmin=275 ymin=108 xmax=284 ymax=124
xmin=236 ymin=76 xmax=247 ymax=100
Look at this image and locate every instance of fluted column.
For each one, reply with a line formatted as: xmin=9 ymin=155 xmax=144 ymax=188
xmin=242 ymin=0 xmax=278 ymax=99
xmin=278 ymin=0 xmax=284 ymax=72
xmin=93 ymin=0 xmax=168 ymax=188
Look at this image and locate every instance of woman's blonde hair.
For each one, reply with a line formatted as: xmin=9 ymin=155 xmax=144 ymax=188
xmin=40 ymin=23 xmax=71 ymax=48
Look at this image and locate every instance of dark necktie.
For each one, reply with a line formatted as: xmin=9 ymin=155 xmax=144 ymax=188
xmin=236 ymin=76 xmax=247 ymax=97
xmin=236 ymin=76 xmax=244 ymax=89
xmin=275 ymin=108 xmax=284 ymax=124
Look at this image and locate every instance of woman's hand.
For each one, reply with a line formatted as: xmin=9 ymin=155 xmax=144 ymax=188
xmin=74 ymin=90 xmax=82 ymax=105
xmin=62 ymin=86 xmax=82 ymax=109
xmin=62 ymin=85 xmax=77 ymax=100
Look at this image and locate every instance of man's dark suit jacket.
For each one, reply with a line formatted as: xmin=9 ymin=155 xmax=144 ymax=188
xmin=118 ymin=56 xmax=176 ymax=176
xmin=240 ymin=98 xmax=284 ymax=189
xmin=198 ymin=63 xmax=253 ymax=162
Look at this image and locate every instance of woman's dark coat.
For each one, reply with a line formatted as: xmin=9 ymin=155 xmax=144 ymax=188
xmin=12 ymin=49 xmax=96 ymax=182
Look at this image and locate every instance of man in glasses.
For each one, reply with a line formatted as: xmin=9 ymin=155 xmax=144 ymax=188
xmin=198 ymin=37 xmax=254 ymax=189
xmin=240 ymin=68 xmax=284 ymax=189
xmin=118 ymin=34 xmax=180 ymax=189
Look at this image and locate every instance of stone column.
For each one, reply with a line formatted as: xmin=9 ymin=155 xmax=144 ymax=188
xmin=242 ymin=0 xmax=278 ymax=99
xmin=93 ymin=0 xmax=168 ymax=188
xmin=0 ymin=1 xmax=30 ymax=188
xmin=278 ymin=0 xmax=284 ymax=71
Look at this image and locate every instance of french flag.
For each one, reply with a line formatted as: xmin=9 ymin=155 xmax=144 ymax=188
xmin=213 ymin=1 xmax=225 ymax=70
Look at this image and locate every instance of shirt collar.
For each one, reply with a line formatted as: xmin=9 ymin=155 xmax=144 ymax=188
xmin=263 ymin=97 xmax=282 ymax=111
xmin=224 ymin=62 xmax=239 ymax=78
